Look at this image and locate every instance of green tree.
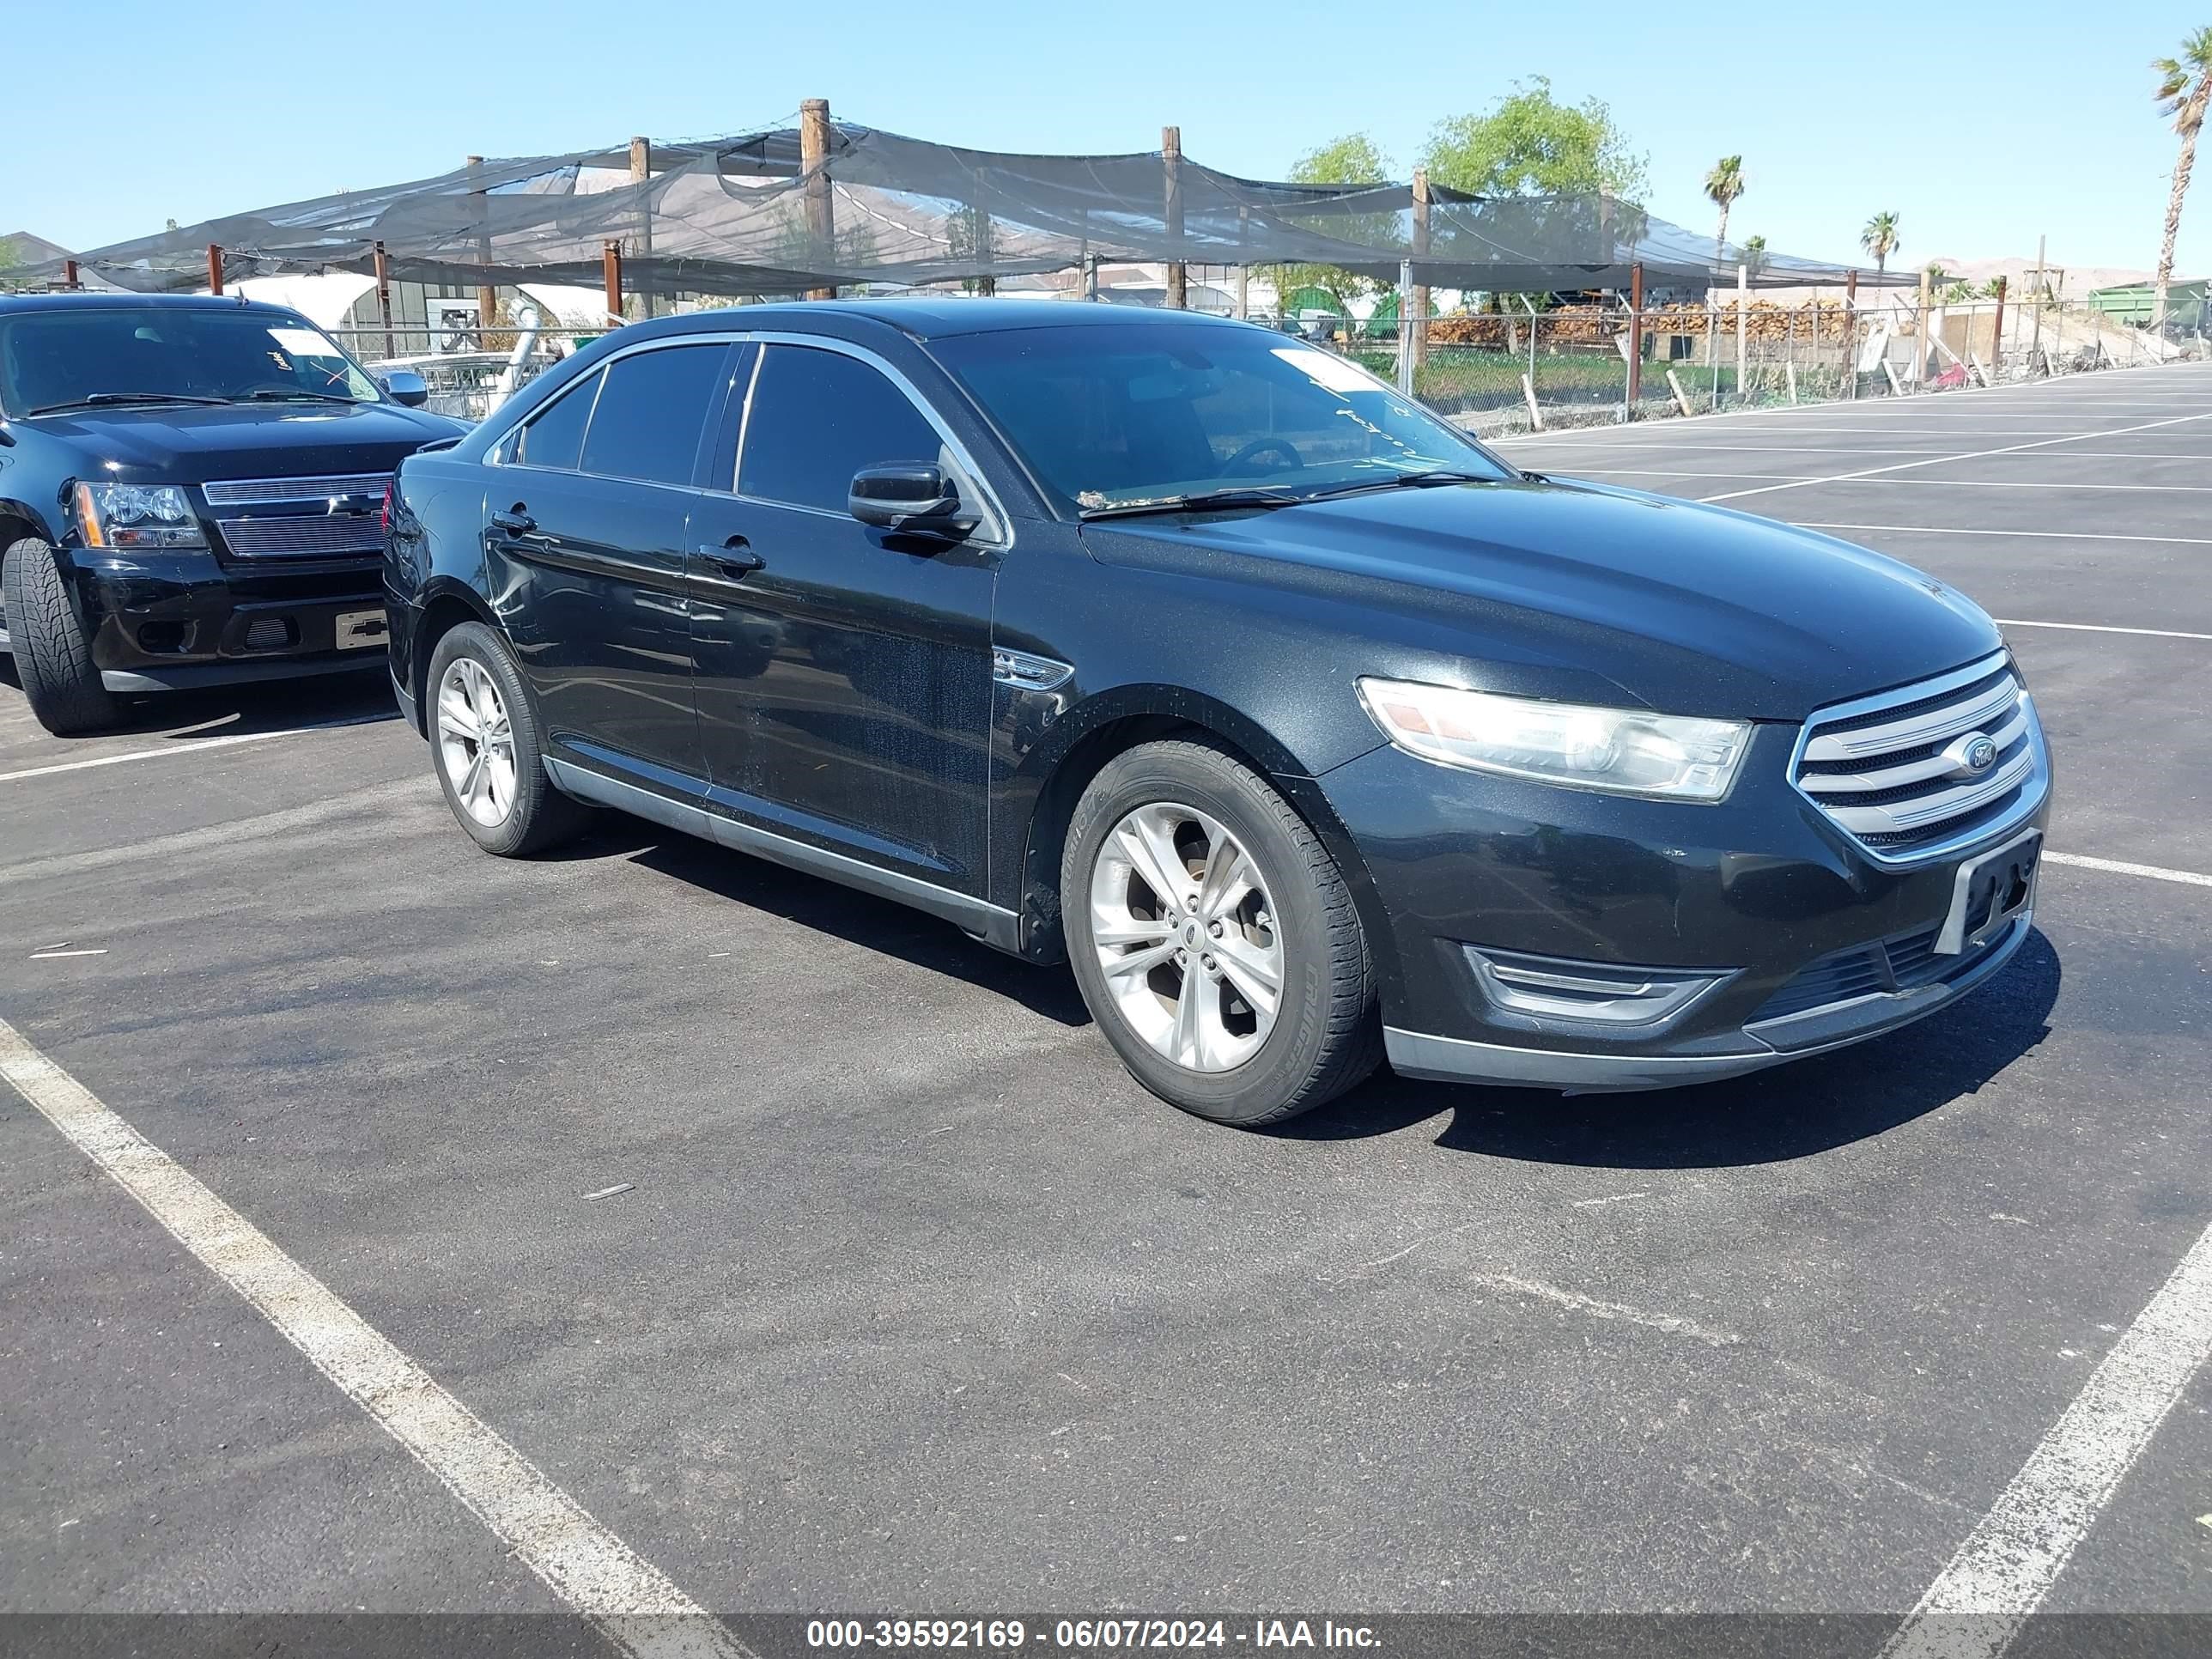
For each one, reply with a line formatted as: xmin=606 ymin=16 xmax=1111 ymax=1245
xmin=1268 ymin=132 xmax=1394 ymax=323
xmin=1705 ymin=155 xmax=1746 ymax=264
xmin=1741 ymin=234 xmax=1767 ymax=276
xmin=1419 ymin=77 xmax=1650 ymax=200
xmin=1862 ymin=210 xmax=1901 ymax=276
xmin=2152 ymin=27 xmax=2212 ymax=327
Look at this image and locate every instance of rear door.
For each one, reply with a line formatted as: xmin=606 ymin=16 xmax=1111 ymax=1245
xmin=685 ymin=339 xmax=1003 ymax=896
xmin=489 ymin=341 xmax=738 ymax=787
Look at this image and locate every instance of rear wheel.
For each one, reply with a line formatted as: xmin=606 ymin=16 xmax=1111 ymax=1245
xmin=2 ymin=537 xmax=121 ymax=736
xmin=426 ymin=622 xmax=592 ymax=856
xmin=1063 ymin=739 xmax=1381 ymax=1127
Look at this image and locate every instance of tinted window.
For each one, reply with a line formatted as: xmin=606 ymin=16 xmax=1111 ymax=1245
xmin=0 ymin=307 xmax=380 ymax=414
xmin=739 ymin=346 xmax=945 ymax=513
xmin=931 ymin=322 xmax=1508 ymax=511
xmin=579 ymin=344 xmax=730 ymax=486
xmin=518 ymin=370 xmax=599 ymax=470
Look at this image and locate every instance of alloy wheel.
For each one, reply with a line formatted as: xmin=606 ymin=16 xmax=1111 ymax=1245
xmin=436 ymin=656 xmax=517 ymax=827
xmin=1088 ymin=800 xmax=1284 ymax=1073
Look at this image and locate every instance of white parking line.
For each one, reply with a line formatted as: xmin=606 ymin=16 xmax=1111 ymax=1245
xmin=0 ymin=715 xmax=391 ymax=785
xmin=0 ymin=1017 xmax=752 ymax=1659
xmin=2045 ymin=852 xmax=2212 ymax=890
xmin=1997 ymin=619 xmax=2212 ymax=642
xmin=1696 ymin=410 xmax=2212 ymax=504
xmin=1793 ymin=524 xmax=2212 ymax=545
xmin=1877 ymin=1218 xmax=2212 ymax=1659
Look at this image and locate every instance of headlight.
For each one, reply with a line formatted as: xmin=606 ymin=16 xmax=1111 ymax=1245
xmin=75 ymin=482 xmax=207 ymax=550
xmin=1356 ymin=678 xmax=1752 ymax=801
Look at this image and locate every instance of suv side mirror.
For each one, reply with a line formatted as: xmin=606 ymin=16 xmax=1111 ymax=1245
xmin=849 ymin=464 xmax=979 ymax=539
xmin=376 ymin=368 xmax=430 ymax=409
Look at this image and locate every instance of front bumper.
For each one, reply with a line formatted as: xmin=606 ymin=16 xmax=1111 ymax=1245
xmin=70 ymin=548 xmax=388 ymax=692
xmin=1324 ymin=721 xmax=2051 ymax=1093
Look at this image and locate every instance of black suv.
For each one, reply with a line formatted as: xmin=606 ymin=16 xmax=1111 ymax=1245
xmin=0 ymin=293 xmax=465 ymax=733
xmin=387 ymin=301 xmax=2050 ymax=1127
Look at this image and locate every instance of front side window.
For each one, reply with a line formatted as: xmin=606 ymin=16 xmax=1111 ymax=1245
xmin=738 ymin=345 xmax=948 ymax=514
xmin=929 ymin=322 xmax=1512 ymax=512
xmin=516 ymin=369 xmax=600 ymax=470
xmin=0 ymin=307 xmax=381 ymax=415
xmin=578 ymin=344 xmax=731 ymax=487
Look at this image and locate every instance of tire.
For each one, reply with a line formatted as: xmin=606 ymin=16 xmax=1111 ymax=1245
xmin=3 ymin=537 xmax=121 ymax=736
xmin=424 ymin=621 xmax=592 ymax=856
xmin=1063 ymin=738 xmax=1381 ymax=1127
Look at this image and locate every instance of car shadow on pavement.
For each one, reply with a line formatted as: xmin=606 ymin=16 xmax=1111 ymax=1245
xmin=1285 ymin=928 xmax=2063 ymax=1168
xmin=579 ymin=822 xmax=1098 ymax=1028
xmin=1 ymin=662 xmax=399 ymax=741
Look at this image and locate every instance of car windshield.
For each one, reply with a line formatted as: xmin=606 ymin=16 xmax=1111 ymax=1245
xmin=0 ymin=307 xmax=382 ymax=415
xmin=929 ymin=321 xmax=1514 ymax=513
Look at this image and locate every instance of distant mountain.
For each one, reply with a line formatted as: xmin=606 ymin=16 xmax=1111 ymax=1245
xmin=1923 ymin=254 xmax=2175 ymax=297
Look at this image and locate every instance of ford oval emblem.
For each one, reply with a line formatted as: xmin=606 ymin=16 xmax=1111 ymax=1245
xmin=1965 ymin=736 xmax=1998 ymax=772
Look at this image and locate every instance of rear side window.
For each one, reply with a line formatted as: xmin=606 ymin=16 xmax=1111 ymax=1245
xmin=738 ymin=346 xmax=945 ymax=513
xmin=517 ymin=370 xmax=599 ymax=470
xmin=579 ymin=344 xmax=731 ymax=487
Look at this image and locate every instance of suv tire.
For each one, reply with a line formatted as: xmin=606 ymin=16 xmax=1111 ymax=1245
xmin=3 ymin=537 xmax=121 ymax=737
xmin=426 ymin=621 xmax=592 ymax=857
xmin=1064 ymin=738 xmax=1381 ymax=1126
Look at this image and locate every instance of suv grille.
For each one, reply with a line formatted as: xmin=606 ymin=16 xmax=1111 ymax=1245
xmin=202 ymin=472 xmax=391 ymax=562
xmin=1791 ymin=652 xmax=2045 ymax=864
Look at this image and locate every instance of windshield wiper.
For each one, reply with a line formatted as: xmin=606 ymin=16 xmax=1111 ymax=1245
xmin=1297 ymin=468 xmax=1498 ymax=502
xmin=243 ymin=390 xmax=360 ymax=404
xmin=25 ymin=392 xmax=231 ymax=416
xmin=1077 ymin=487 xmax=1308 ymax=521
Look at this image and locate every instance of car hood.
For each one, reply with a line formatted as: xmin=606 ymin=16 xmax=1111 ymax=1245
xmin=27 ymin=401 xmax=467 ymax=483
xmin=1079 ymin=477 xmax=2002 ymax=720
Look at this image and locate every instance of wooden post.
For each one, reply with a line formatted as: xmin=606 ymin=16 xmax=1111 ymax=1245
xmin=629 ymin=136 xmax=655 ymax=319
xmin=2029 ymin=234 xmax=2046 ymax=363
xmin=1914 ymin=266 xmax=1932 ymax=386
xmin=1844 ymin=270 xmax=1859 ymax=398
xmin=800 ymin=99 xmax=836 ymax=301
xmin=1521 ymin=373 xmax=1543 ymax=430
xmin=1665 ymin=368 xmax=1695 ymax=418
xmin=1735 ymin=263 xmax=1749 ymax=404
xmin=1162 ymin=125 xmax=1186 ymax=310
xmin=1626 ymin=263 xmax=1644 ymax=410
xmin=63 ymin=259 xmax=80 ymax=289
xmin=602 ymin=241 xmax=623 ymax=325
xmin=1990 ymin=275 xmax=2008 ymax=374
xmin=467 ymin=155 xmax=498 ymax=339
xmin=374 ymin=241 xmax=394 ymax=359
xmin=206 ymin=244 xmax=224 ymax=296
xmin=1410 ymin=168 xmax=1431 ymax=368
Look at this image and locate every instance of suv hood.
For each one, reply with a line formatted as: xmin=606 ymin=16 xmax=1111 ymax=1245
xmin=27 ymin=401 xmax=466 ymax=483
xmin=1081 ymin=477 xmax=2002 ymax=720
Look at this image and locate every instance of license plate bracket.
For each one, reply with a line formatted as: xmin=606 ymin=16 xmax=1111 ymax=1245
xmin=335 ymin=608 xmax=388 ymax=651
xmin=1935 ymin=828 xmax=2040 ymax=956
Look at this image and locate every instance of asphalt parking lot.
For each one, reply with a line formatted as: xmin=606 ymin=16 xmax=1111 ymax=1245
xmin=3 ymin=366 xmax=2209 ymax=1651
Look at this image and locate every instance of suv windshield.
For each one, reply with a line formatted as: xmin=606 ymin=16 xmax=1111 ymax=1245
xmin=929 ymin=321 xmax=1513 ymax=513
xmin=0 ymin=307 xmax=381 ymax=415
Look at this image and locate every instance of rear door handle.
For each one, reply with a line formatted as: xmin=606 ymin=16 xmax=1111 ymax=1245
xmin=489 ymin=507 xmax=537 ymax=536
xmin=697 ymin=538 xmax=764 ymax=577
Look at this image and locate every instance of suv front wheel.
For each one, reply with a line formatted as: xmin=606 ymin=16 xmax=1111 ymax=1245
xmin=3 ymin=537 xmax=121 ymax=737
xmin=1063 ymin=739 xmax=1381 ymax=1127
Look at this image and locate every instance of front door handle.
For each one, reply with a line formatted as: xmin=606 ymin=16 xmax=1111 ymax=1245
xmin=697 ymin=538 xmax=764 ymax=578
xmin=489 ymin=506 xmax=537 ymax=536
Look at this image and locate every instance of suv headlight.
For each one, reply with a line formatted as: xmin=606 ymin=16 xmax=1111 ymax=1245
xmin=75 ymin=482 xmax=207 ymax=550
xmin=1356 ymin=678 xmax=1752 ymax=801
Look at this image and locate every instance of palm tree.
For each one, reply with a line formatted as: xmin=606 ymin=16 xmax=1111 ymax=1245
xmin=2152 ymin=27 xmax=2212 ymax=329
xmin=1862 ymin=211 xmax=1901 ymax=276
xmin=1742 ymin=234 xmax=1768 ymax=277
xmin=1705 ymin=155 xmax=1746 ymax=266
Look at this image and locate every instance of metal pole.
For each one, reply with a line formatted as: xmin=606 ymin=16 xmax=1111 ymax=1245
xmin=1990 ymin=276 xmax=2008 ymax=377
xmin=2030 ymin=234 xmax=2046 ymax=366
xmin=1234 ymin=206 xmax=1249 ymax=319
xmin=1844 ymin=270 xmax=1859 ymax=399
xmin=1914 ymin=266 xmax=1932 ymax=387
xmin=374 ymin=241 xmax=394 ymax=359
xmin=1626 ymin=263 xmax=1644 ymax=411
xmin=1163 ymin=126 xmax=1186 ymax=310
xmin=800 ymin=99 xmax=836 ymax=301
xmin=1397 ymin=259 xmax=1416 ymax=394
xmin=1735 ymin=263 xmax=1748 ymax=404
xmin=603 ymin=241 xmax=623 ymax=325
xmin=629 ymin=136 xmax=655 ymax=319
xmin=206 ymin=244 xmax=223 ymax=296
xmin=1705 ymin=286 xmax=1718 ymax=410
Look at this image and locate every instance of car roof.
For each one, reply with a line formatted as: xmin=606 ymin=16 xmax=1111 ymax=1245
xmin=0 ymin=291 xmax=302 ymax=319
xmin=639 ymin=296 xmax=1256 ymax=343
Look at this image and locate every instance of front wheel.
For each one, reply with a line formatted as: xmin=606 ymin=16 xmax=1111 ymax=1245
xmin=3 ymin=537 xmax=121 ymax=736
xmin=1063 ymin=739 xmax=1381 ymax=1127
xmin=425 ymin=621 xmax=592 ymax=856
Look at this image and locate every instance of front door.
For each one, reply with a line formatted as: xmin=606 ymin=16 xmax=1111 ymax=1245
xmin=489 ymin=340 xmax=738 ymax=787
xmin=687 ymin=342 xmax=1000 ymax=895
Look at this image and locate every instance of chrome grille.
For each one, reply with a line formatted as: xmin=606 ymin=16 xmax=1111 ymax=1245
xmin=202 ymin=473 xmax=390 ymax=507
xmin=216 ymin=515 xmax=385 ymax=559
xmin=1791 ymin=652 xmax=2046 ymax=863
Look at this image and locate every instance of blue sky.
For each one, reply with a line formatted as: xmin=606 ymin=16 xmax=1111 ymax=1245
xmin=10 ymin=1 xmax=2209 ymax=281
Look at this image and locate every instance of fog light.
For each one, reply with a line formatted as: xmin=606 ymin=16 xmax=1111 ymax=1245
xmin=1463 ymin=945 xmax=1734 ymax=1028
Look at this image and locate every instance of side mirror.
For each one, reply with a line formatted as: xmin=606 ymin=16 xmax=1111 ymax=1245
xmin=848 ymin=463 xmax=979 ymax=539
xmin=376 ymin=368 xmax=430 ymax=409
